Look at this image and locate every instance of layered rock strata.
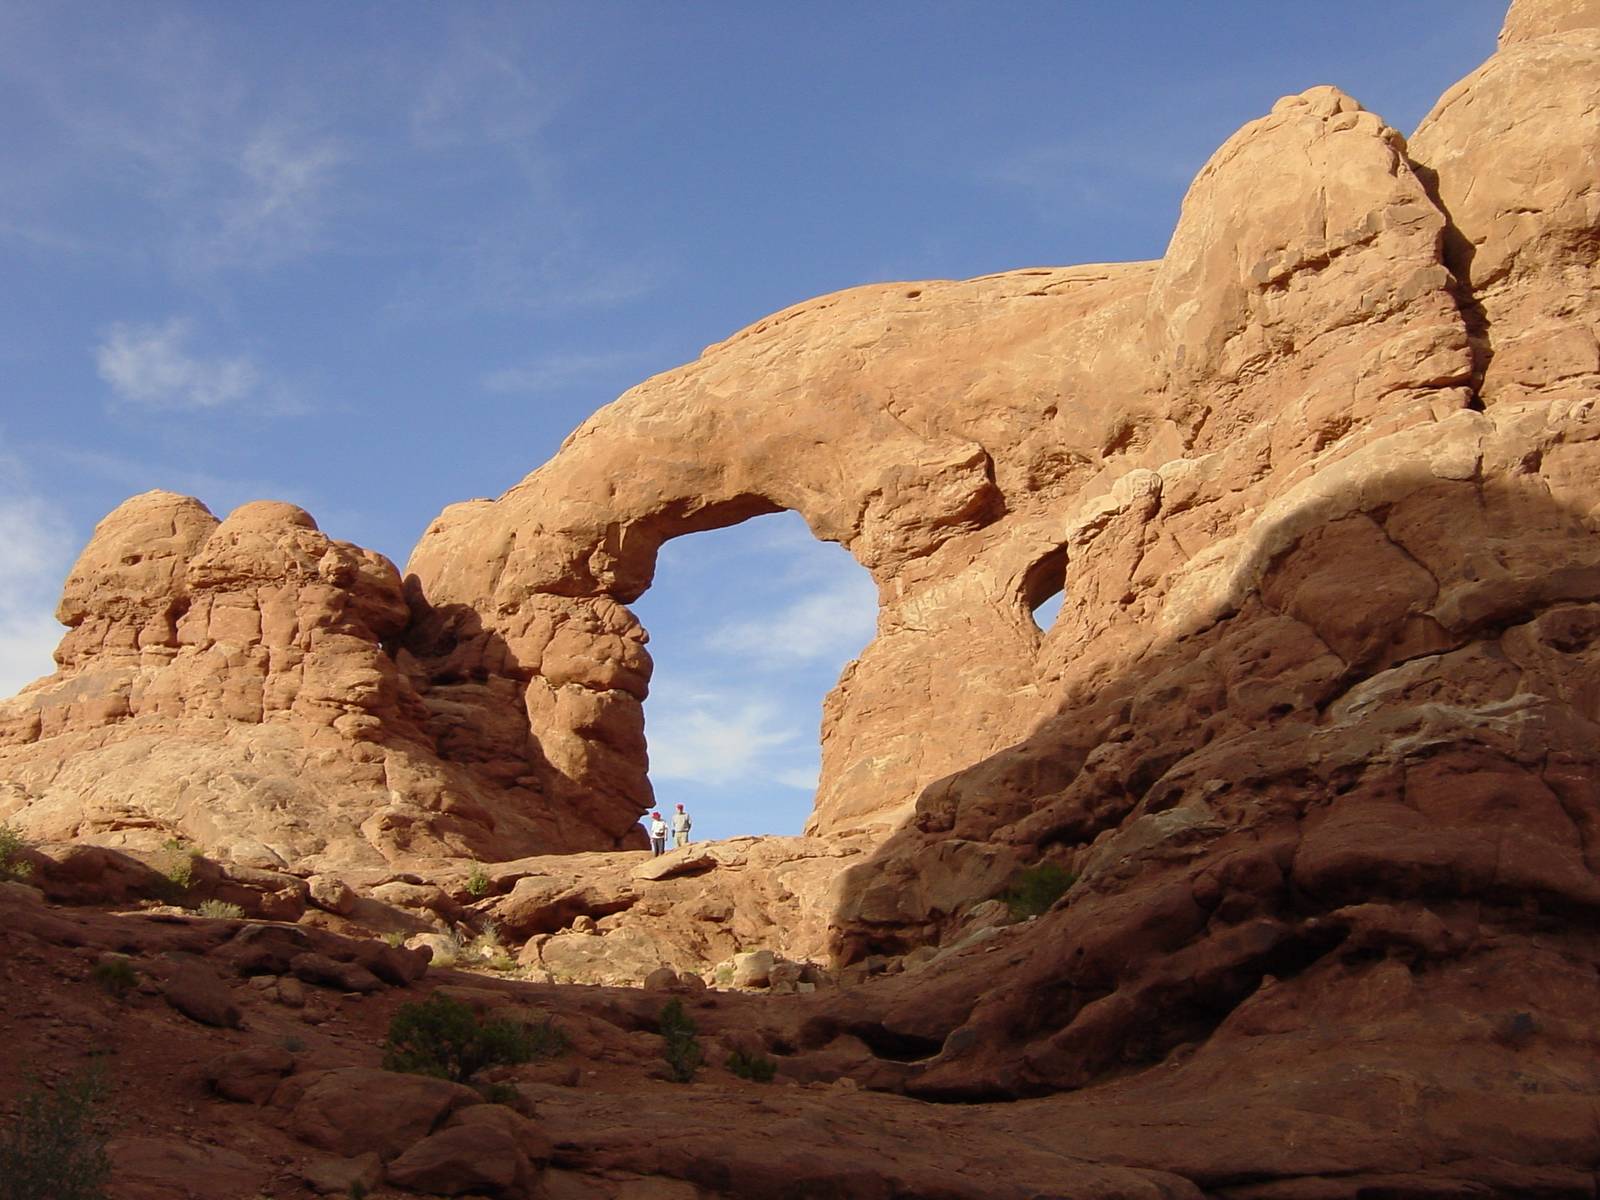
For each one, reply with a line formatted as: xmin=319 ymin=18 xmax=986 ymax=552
xmin=808 ymin=0 xmax=1600 ymax=1140
xmin=0 ymin=2 xmax=1597 ymax=1193
xmin=0 ymin=497 xmax=636 ymax=870
xmin=0 ymin=0 xmax=1594 ymax=1047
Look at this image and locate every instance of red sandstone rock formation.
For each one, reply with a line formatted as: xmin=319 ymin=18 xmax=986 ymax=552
xmin=0 ymin=3 xmax=1598 ymax=1195
xmin=1 ymin=0 xmax=1596 ymax=956
xmin=0 ymin=496 xmax=637 ymax=871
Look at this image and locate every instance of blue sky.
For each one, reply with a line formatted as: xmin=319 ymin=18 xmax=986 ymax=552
xmin=0 ymin=1 xmax=1507 ymax=840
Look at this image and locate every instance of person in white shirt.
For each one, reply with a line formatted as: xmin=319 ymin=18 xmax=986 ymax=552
xmin=648 ymin=811 xmax=668 ymax=856
xmin=671 ymin=803 xmax=692 ymax=848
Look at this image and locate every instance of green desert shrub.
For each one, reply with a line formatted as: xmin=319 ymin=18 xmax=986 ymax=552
xmin=0 ymin=1070 xmax=111 ymax=1200
xmin=90 ymin=958 xmax=137 ymax=1000
xmin=196 ymin=899 xmax=245 ymax=920
xmin=154 ymin=844 xmax=198 ymax=900
xmin=479 ymin=1081 xmax=521 ymax=1107
xmin=464 ymin=861 xmax=490 ymax=898
xmin=383 ymin=994 xmax=566 ymax=1084
xmin=0 ymin=823 xmax=33 ymax=882
xmin=1001 ymin=862 xmax=1076 ymax=921
xmin=658 ymin=999 xmax=703 ymax=1083
xmin=725 ymin=1048 xmax=776 ymax=1083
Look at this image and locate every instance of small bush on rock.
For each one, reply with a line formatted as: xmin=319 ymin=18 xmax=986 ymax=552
xmin=479 ymin=1081 xmax=521 ymax=1107
xmin=90 ymin=959 xmax=137 ymax=1000
xmin=1001 ymin=862 xmax=1076 ymax=921
xmin=465 ymin=861 xmax=490 ymax=898
xmin=658 ymin=999 xmax=703 ymax=1083
xmin=0 ymin=1069 xmax=111 ymax=1200
xmin=196 ymin=899 xmax=244 ymax=920
xmin=155 ymin=845 xmax=197 ymax=900
xmin=725 ymin=1048 xmax=776 ymax=1082
xmin=0 ymin=823 xmax=33 ymax=882
xmin=383 ymin=994 xmax=566 ymax=1083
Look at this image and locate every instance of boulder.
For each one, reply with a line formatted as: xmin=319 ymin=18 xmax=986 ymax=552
xmin=161 ymin=960 xmax=240 ymax=1028
xmin=385 ymin=1121 xmax=531 ymax=1197
xmin=632 ymin=848 xmax=717 ymax=882
xmin=642 ymin=966 xmax=681 ymax=991
xmin=306 ymin=873 xmax=358 ymax=915
xmin=302 ymin=1152 xmax=382 ymax=1197
xmin=729 ymin=950 xmax=776 ymax=989
xmin=352 ymin=938 xmax=430 ymax=985
xmin=290 ymin=952 xmax=384 ymax=994
xmin=287 ymin=1068 xmax=481 ymax=1160
xmin=203 ymin=1046 xmax=296 ymax=1104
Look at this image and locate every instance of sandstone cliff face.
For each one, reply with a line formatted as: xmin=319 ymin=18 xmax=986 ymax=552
xmin=401 ymin=81 xmax=1474 ymax=847
xmin=1 ymin=2 xmax=1599 ymax=1193
xmin=814 ymin=0 xmax=1600 ymax=1121
xmin=1 ymin=0 xmax=1596 ymax=1009
xmin=0 ymin=496 xmax=636 ymax=869
xmin=404 ymin=261 xmax=1161 ymax=842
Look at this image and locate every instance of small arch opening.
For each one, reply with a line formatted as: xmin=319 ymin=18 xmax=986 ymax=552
xmin=1023 ymin=545 xmax=1068 ymax=634
xmin=630 ymin=510 xmax=878 ymax=843
xmin=1032 ymin=590 xmax=1065 ymax=632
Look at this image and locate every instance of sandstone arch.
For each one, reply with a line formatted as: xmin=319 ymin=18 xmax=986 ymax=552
xmin=2 ymin=1 xmax=1594 ymax=894
xmin=402 ymin=82 xmax=1474 ymax=850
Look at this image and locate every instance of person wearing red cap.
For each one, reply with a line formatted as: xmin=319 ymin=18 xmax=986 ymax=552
xmin=647 ymin=811 xmax=668 ymax=856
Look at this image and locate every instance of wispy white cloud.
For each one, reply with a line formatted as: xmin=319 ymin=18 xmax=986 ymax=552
xmin=387 ymin=219 xmax=662 ymax=320
xmin=0 ymin=6 xmax=653 ymax=319
xmin=636 ymin=512 xmax=871 ymax=823
xmin=95 ymin=319 xmax=260 ymax=411
xmin=980 ymin=134 xmax=1209 ymax=227
xmin=708 ymin=573 xmax=878 ymax=667
xmin=646 ymin=682 xmax=799 ymax=785
xmin=0 ymin=453 xmax=76 ymax=699
xmin=653 ymin=511 xmax=864 ymax=585
xmin=408 ymin=14 xmax=561 ymax=151
xmin=0 ymin=608 xmax=64 ymax=700
xmin=773 ymin=765 xmax=820 ymax=792
xmin=0 ymin=8 xmax=345 ymax=275
xmin=482 ymin=350 xmax=653 ymax=395
xmin=192 ymin=126 xmax=343 ymax=271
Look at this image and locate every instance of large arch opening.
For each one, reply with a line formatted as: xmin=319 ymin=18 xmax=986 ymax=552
xmin=630 ymin=510 xmax=878 ymax=843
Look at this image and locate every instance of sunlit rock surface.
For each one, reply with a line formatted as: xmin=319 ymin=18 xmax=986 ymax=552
xmin=4 ymin=3 xmax=1600 ymax=1192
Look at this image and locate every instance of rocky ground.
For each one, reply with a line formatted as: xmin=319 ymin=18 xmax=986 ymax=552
xmin=6 ymin=862 xmax=1598 ymax=1200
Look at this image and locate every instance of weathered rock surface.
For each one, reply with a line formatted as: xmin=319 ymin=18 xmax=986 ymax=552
xmin=398 ymin=79 xmax=1470 ymax=849
xmin=484 ymin=837 xmax=853 ymax=984
xmin=7 ymin=3 xmax=1582 ymax=883
xmin=160 ymin=959 xmax=241 ymax=1028
xmin=202 ymin=1045 xmax=296 ymax=1104
xmin=0 ymin=5 xmax=1598 ymax=1197
xmin=808 ymin=0 xmax=1600 ymax=1151
xmin=0 ymin=495 xmax=639 ymax=871
xmin=283 ymin=1067 xmax=482 ymax=1160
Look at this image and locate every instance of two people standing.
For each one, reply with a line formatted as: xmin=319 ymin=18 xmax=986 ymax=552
xmin=647 ymin=803 xmax=693 ymax=855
